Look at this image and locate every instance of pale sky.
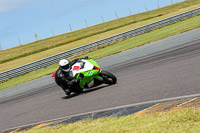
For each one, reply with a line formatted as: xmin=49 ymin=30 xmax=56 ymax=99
xmin=0 ymin=0 xmax=184 ymax=50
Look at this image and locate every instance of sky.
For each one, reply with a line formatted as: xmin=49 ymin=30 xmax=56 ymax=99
xmin=0 ymin=0 xmax=185 ymax=50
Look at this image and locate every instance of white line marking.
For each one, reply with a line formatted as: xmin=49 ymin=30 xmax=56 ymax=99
xmin=1 ymin=93 xmax=200 ymax=132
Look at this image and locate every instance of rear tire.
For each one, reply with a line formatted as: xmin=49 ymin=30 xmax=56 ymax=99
xmin=100 ymin=70 xmax=117 ymax=85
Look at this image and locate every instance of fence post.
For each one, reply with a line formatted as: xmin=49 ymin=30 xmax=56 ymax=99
xmin=0 ymin=42 xmax=2 ymax=51
xmin=85 ymin=19 xmax=88 ymax=28
xmin=35 ymin=33 xmax=38 ymax=41
xmin=51 ymin=29 xmax=55 ymax=36
xmin=69 ymin=24 xmax=72 ymax=32
xmin=115 ymin=11 xmax=119 ymax=19
xmin=157 ymin=0 xmax=160 ymax=8
xmin=170 ymin=0 xmax=174 ymax=5
xmin=144 ymin=4 xmax=148 ymax=12
xmin=101 ymin=15 xmax=104 ymax=23
xmin=129 ymin=8 xmax=132 ymax=15
xmin=18 ymin=37 xmax=21 ymax=45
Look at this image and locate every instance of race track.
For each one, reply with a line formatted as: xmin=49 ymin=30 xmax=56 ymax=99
xmin=0 ymin=28 xmax=200 ymax=130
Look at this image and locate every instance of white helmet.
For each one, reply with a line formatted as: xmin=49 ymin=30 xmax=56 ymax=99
xmin=59 ymin=59 xmax=70 ymax=72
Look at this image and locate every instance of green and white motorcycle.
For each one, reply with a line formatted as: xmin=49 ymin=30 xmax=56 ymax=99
xmin=53 ymin=59 xmax=117 ymax=94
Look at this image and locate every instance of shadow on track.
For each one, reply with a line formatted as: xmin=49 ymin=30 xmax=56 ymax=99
xmin=62 ymin=85 xmax=109 ymax=99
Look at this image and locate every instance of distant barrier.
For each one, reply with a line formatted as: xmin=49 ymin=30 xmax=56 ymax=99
xmin=0 ymin=7 xmax=199 ymax=82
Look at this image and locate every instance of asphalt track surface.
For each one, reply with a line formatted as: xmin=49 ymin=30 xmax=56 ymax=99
xmin=0 ymin=28 xmax=200 ymax=130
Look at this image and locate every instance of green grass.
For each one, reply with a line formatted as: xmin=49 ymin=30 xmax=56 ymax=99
xmin=22 ymin=108 xmax=200 ymax=133
xmin=0 ymin=0 xmax=199 ymax=67
xmin=0 ymin=15 xmax=199 ymax=90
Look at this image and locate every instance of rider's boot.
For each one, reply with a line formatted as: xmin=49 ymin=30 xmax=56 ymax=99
xmin=60 ymin=84 xmax=71 ymax=95
xmin=65 ymin=88 xmax=71 ymax=95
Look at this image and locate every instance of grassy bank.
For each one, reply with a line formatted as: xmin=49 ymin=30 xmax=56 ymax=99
xmin=22 ymin=108 xmax=200 ymax=133
xmin=0 ymin=15 xmax=199 ymax=90
xmin=0 ymin=0 xmax=199 ymax=72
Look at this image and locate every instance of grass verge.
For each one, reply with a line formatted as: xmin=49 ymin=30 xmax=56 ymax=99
xmin=0 ymin=15 xmax=199 ymax=90
xmin=22 ymin=108 xmax=200 ymax=133
xmin=0 ymin=0 xmax=199 ymax=72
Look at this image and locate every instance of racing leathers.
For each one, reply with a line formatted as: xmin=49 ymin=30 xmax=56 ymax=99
xmin=55 ymin=57 xmax=88 ymax=95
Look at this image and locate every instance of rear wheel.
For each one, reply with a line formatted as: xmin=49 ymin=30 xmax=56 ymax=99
xmin=100 ymin=70 xmax=117 ymax=85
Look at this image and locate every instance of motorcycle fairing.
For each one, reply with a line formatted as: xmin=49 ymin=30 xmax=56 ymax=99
xmin=69 ymin=59 xmax=94 ymax=78
xmin=69 ymin=59 xmax=102 ymax=89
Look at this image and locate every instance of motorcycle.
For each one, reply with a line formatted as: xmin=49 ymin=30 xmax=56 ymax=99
xmin=52 ymin=59 xmax=117 ymax=94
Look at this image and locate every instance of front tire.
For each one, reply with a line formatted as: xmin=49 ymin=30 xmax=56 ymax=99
xmin=100 ymin=70 xmax=117 ymax=85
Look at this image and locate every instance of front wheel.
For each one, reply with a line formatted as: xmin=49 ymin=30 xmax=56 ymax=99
xmin=100 ymin=70 xmax=117 ymax=85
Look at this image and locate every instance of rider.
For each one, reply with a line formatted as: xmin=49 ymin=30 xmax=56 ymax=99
xmin=55 ymin=56 xmax=89 ymax=95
